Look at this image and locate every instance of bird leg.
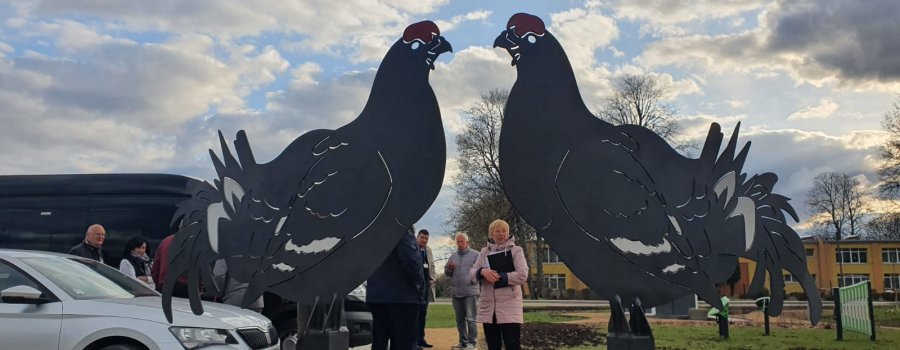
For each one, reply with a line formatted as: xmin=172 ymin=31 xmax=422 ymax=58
xmin=300 ymin=296 xmax=320 ymax=339
xmin=608 ymin=295 xmax=630 ymax=337
xmin=628 ymin=298 xmax=652 ymax=338
xmin=606 ymin=296 xmax=656 ymax=350
xmin=320 ymin=293 xmax=343 ymax=332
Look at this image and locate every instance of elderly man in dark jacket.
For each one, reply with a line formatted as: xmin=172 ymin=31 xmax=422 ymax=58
xmin=68 ymin=224 xmax=110 ymax=265
xmin=367 ymin=227 xmax=424 ymax=350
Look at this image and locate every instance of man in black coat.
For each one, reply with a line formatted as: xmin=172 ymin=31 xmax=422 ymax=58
xmin=367 ymin=227 xmax=424 ymax=350
xmin=67 ymin=224 xmax=110 ymax=265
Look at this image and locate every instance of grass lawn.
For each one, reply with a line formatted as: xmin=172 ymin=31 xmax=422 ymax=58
xmin=563 ymin=324 xmax=900 ymax=350
xmin=425 ymin=304 xmax=584 ymax=328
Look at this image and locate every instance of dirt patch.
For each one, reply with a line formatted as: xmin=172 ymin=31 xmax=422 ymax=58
xmin=521 ymin=322 xmax=606 ymax=350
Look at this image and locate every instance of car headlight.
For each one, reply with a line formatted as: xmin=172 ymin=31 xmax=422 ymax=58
xmin=169 ymin=327 xmax=237 ymax=349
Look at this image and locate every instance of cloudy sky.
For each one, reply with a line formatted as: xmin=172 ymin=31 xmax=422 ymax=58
xmin=2 ymin=0 xmax=899 ymax=251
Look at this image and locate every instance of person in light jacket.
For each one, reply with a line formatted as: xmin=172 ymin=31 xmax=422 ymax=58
xmin=469 ymin=219 xmax=528 ymax=350
xmin=445 ymin=232 xmax=479 ymax=349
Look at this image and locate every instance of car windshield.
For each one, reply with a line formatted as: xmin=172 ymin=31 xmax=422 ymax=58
xmin=20 ymin=256 xmax=158 ymax=300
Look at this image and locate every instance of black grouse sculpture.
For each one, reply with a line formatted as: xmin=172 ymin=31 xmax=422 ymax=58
xmin=494 ymin=12 xmax=821 ymax=347
xmin=161 ymin=21 xmax=451 ymax=323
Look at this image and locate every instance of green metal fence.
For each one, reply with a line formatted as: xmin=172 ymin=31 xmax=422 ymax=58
xmin=834 ymin=280 xmax=876 ymax=341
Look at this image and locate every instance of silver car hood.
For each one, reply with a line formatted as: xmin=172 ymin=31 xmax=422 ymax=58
xmin=63 ymin=297 xmax=270 ymax=330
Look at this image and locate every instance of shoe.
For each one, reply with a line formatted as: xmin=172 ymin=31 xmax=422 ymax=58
xmin=465 ymin=345 xmax=477 ymax=349
xmin=450 ymin=344 xmax=464 ymax=350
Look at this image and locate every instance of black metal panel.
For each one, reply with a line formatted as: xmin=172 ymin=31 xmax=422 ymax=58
xmin=161 ymin=21 xmax=450 ymax=322
xmin=0 ymin=174 xmax=197 ymax=264
xmin=0 ymin=173 xmax=195 ymax=196
xmin=494 ymin=12 xmax=821 ymax=327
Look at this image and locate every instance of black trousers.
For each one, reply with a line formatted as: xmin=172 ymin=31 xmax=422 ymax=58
xmin=417 ymin=302 xmax=429 ymax=345
xmin=370 ymin=303 xmax=419 ymax=350
xmin=483 ymin=314 xmax=521 ymax=350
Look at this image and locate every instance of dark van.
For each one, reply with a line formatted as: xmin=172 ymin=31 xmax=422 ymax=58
xmin=0 ymin=173 xmax=372 ymax=347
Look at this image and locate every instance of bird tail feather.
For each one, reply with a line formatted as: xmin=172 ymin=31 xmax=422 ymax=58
xmin=738 ymin=173 xmax=821 ymax=324
xmin=162 ymin=131 xmax=253 ymax=322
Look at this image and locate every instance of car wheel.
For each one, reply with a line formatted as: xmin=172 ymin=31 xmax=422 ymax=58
xmin=277 ymin=318 xmax=299 ymax=350
xmin=99 ymin=344 xmax=140 ymax=350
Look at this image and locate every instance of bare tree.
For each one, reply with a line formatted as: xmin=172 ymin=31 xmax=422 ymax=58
xmin=807 ymin=172 xmax=869 ymax=239
xmin=878 ymin=96 xmax=900 ymax=198
xmin=807 ymin=172 xmax=870 ymax=284
xmin=866 ymin=213 xmax=900 ymax=240
xmin=448 ymin=89 xmax=545 ymax=298
xmin=596 ymin=73 xmax=696 ymax=153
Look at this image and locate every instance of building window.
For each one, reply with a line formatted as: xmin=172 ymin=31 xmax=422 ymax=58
xmin=806 ymin=248 xmax=814 ymax=257
xmin=885 ymin=274 xmax=900 ymax=291
xmin=835 ymin=248 xmax=867 ymax=264
xmin=838 ymin=274 xmax=869 ymax=287
xmin=539 ymin=247 xmax=562 ymax=263
xmin=543 ymin=274 xmax=566 ymax=290
xmin=884 ymin=248 xmax=900 ymax=263
xmin=784 ymin=273 xmax=799 ymax=283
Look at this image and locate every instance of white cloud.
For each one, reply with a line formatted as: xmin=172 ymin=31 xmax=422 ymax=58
xmin=610 ymin=0 xmax=768 ymax=25
xmin=10 ymin=0 xmax=450 ymax=62
xmin=0 ymin=28 xmax=291 ymax=176
xmin=608 ymin=46 xmax=625 ymax=57
xmin=549 ymin=7 xmax=619 ymax=73
xmin=726 ymin=98 xmax=748 ymax=108
xmin=636 ymin=1 xmax=900 ymax=90
xmin=435 ymin=10 xmax=491 ymax=32
xmin=431 ymin=47 xmax=515 ymax=134
xmin=33 ymin=20 xmax=135 ymax=51
xmin=787 ymin=99 xmax=840 ymax=121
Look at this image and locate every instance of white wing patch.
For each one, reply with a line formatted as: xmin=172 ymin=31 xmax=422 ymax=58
xmin=275 ymin=216 xmax=287 ymax=235
xmin=662 ymin=263 xmax=686 ymax=274
xmin=668 ymin=215 xmax=682 ymax=235
xmin=285 ymin=237 xmax=341 ymax=254
xmin=223 ymin=177 xmax=245 ymax=210
xmin=729 ymin=196 xmax=757 ymax=251
xmin=713 ymin=171 xmax=736 ymax=203
xmin=206 ymin=202 xmax=227 ymax=254
xmin=272 ymin=263 xmax=295 ymax=272
xmin=610 ymin=237 xmax=672 ymax=255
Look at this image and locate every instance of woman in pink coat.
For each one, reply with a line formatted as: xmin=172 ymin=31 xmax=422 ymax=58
xmin=469 ymin=219 xmax=529 ymax=350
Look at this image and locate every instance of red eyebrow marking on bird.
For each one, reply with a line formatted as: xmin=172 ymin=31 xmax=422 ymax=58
xmin=507 ymin=13 xmax=546 ymax=37
xmin=403 ymin=20 xmax=440 ymax=44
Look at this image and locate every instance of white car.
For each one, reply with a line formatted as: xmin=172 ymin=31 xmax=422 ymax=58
xmin=0 ymin=249 xmax=279 ymax=350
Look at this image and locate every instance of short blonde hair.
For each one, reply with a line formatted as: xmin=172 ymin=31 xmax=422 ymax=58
xmin=488 ymin=219 xmax=509 ymax=235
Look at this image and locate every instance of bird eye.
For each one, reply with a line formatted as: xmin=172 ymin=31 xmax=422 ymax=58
xmin=527 ymin=35 xmax=537 ymax=44
xmin=411 ymin=42 xmax=420 ymax=50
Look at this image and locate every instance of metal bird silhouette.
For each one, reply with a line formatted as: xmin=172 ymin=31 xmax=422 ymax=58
xmin=161 ymin=20 xmax=450 ymax=323
xmin=494 ymin=12 xmax=821 ymax=344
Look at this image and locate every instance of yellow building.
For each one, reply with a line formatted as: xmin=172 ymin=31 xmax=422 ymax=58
xmin=522 ymin=245 xmax=591 ymax=298
xmin=522 ymin=239 xmax=900 ymax=298
xmin=744 ymin=238 xmax=900 ymax=295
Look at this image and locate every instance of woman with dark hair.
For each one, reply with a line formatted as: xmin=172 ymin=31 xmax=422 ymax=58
xmin=119 ymin=237 xmax=154 ymax=289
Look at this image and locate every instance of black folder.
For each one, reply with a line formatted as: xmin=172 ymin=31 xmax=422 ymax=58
xmin=487 ymin=250 xmax=515 ymax=273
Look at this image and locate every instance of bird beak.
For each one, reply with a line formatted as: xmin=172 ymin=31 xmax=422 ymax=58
xmin=494 ymin=30 xmax=519 ymax=66
xmin=426 ymin=36 xmax=452 ymax=70
xmin=493 ymin=30 xmax=514 ymax=49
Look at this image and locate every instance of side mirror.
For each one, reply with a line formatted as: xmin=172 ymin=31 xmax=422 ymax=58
xmin=1 ymin=285 xmax=47 ymax=304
